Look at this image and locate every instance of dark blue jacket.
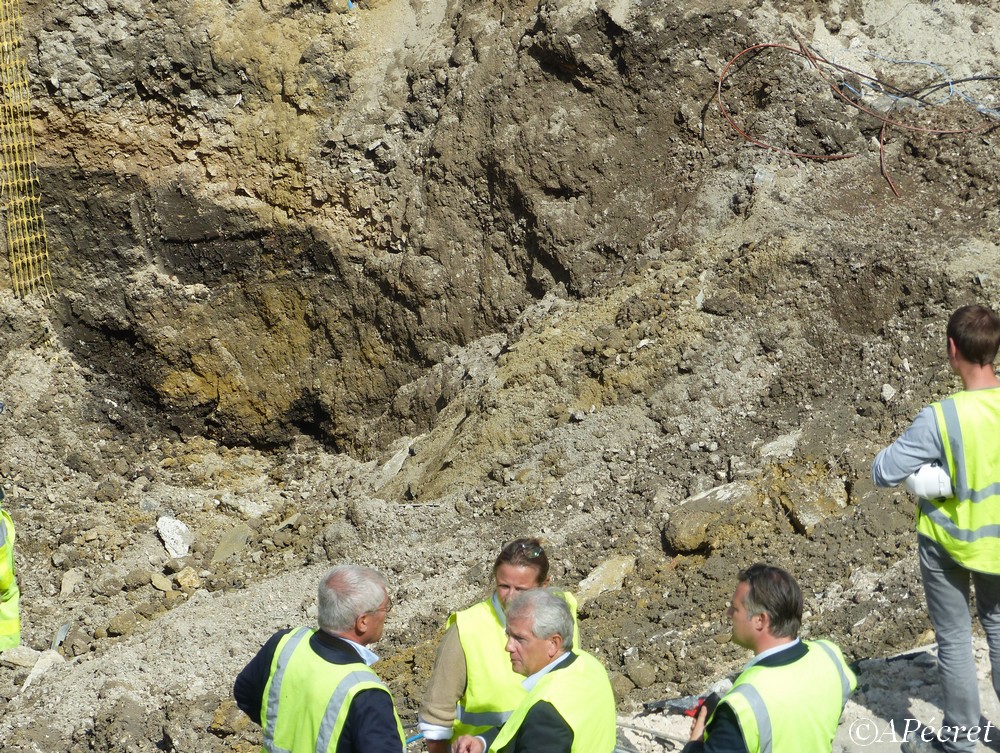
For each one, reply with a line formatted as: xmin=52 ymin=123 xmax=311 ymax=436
xmin=682 ymin=641 xmax=811 ymax=753
xmin=478 ymin=653 xmax=578 ymax=753
xmin=234 ymin=628 xmax=402 ymax=753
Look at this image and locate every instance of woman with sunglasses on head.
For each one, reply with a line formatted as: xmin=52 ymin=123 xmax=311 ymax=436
xmin=418 ymin=538 xmax=579 ymax=753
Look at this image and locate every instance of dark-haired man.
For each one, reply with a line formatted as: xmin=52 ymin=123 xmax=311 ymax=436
xmin=684 ymin=564 xmax=855 ymax=753
xmin=873 ymin=304 xmax=1000 ymax=753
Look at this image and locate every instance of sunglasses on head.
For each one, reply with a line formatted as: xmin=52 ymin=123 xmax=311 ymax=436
xmin=511 ymin=541 xmax=544 ymax=559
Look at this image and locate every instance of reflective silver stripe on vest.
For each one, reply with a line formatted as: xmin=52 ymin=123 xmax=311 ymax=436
xmin=918 ymin=498 xmax=1000 ymax=542
xmin=263 ymin=627 xmax=311 ymax=753
xmin=315 ymin=670 xmax=386 ymax=753
xmin=0 ymin=518 xmax=7 ymax=547
xmin=491 ymin=592 xmax=507 ymax=629
xmin=939 ymin=399 xmax=1000 ymax=503
xmin=729 ymin=684 xmax=772 ymax=753
xmin=456 ymin=706 xmax=511 ymax=727
xmin=812 ymin=641 xmax=851 ymax=707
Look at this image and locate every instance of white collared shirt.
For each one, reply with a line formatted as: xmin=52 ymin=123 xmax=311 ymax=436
xmin=743 ymin=638 xmax=800 ymax=671
xmin=341 ymin=636 xmax=380 ymax=667
xmin=521 ymin=651 xmax=571 ymax=692
xmin=471 ymin=652 xmax=573 ymax=752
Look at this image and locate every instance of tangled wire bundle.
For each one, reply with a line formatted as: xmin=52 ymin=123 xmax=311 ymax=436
xmin=716 ymin=36 xmax=1000 ymax=196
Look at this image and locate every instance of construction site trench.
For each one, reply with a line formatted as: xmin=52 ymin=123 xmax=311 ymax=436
xmin=1 ymin=0 xmax=1000 ymax=750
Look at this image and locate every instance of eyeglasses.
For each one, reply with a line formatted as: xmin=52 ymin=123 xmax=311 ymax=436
xmin=368 ymin=597 xmax=393 ymax=615
xmin=511 ymin=541 xmax=543 ymax=559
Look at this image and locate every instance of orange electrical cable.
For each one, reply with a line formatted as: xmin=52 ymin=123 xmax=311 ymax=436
xmin=716 ymin=43 xmax=856 ymax=161
xmin=716 ymin=38 xmax=999 ymax=194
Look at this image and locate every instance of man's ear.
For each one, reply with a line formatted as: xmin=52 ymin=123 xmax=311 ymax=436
xmin=948 ymin=337 xmax=962 ymax=360
xmin=753 ymin=611 xmax=769 ymax=633
xmin=548 ymin=633 xmax=564 ymax=658
xmin=355 ymin=612 xmax=370 ymax=636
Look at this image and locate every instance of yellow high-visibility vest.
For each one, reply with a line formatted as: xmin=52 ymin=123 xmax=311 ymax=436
xmin=448 ymin=591 xmax=579 ymax=740
xmin=260 ymin=627 xmax=404 ymax=753
xmin=487 ymin=650 xmax=616 ymax=753
xmin=707 ymin=641 xmax=856 ymax=753
xmin=0 ymin=508 xmax=20 ymax=650
xmin=917 ymin=389 xmax=1000 ymax=573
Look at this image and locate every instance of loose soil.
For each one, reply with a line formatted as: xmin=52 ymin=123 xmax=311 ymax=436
xmin=1 ymin=0 xmax=1000 ymax=750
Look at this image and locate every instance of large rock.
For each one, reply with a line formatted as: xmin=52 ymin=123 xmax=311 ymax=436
xmin=662 ymin=482 xmax=755 ymax=553
xmin=772 ymin=473 xmax=849 ymax=536
xmin=576 ymin=556 xmax=635 ymax=604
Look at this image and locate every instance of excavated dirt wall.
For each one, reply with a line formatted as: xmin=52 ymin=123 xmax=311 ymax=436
xmin=0 ymin=0 xmax=998 ymax=750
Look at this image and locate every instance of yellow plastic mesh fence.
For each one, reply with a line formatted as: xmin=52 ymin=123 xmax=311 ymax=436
xmin=0 ymin=0 xmax=53 ymax=299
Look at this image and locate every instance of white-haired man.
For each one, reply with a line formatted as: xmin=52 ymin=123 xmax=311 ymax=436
xmin=452 ymin=588 xmax=616 ymax=753
xmin=234 ymin=564 xmax=405 ymax=753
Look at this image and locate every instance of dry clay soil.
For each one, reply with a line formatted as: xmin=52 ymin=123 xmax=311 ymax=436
xmin=1 ymin=0 xmax=1000 ymax=750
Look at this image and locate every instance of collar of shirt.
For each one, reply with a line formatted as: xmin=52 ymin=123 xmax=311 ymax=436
xmin=521 ymin=651 xmax=571 ymax=692
xmin=491 ymin=592 xmax=507 ymax=628
xmin=340 ymin=636 xmax=380 ymax=666
xmin=744 ymin=638 xmax=800 ymax=671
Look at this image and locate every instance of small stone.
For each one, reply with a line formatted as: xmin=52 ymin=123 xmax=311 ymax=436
xmin=60 ymin=568 xmax=86 ymax=598
xmin=625 ymin=659 xmax=658 ymax=689
xmin=209 ymin=699 xmax=251 ymax=736
xmin=21 ymin=650 xmax=65 ymax=691
xmin=576 ymin=556 xmax=636 ymax=604
xmin=164 ymin=556 xmax=194 ymax=574
xmin=0 ymin=645 xmax=43 ymax=668
xmin=107 ymin=611 xmax=140 ymax=637
xmin=211 ymin=523 xmax=253 ymax=565
xmin=275 ymin=513 xmax=301 ymax=531
xmin=124 ymin=569 xmax=150 ymax=590
xmin=881 ymin=383 xmax=897 ymax=403
xmin=157 ymin=516 xmax=193 ymax=559
xmin=609 ymin=671 xmax=636 ymax=700
xmin=175 ymin=566 xmax=202 ymax=592
xmin=95 ymin=479 xmax=123 ymax=503
xmin=662 ymin=482 xmax=754 ymax=553
xmin=150 ymin=573 xmax=174 ymax=593
xmin=64 ymin=627 xmax=92 ymax=657
xmin=759 ymin=430 xmax=801 ymax=459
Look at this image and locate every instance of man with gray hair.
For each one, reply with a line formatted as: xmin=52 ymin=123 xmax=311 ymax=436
xmin=453 ymin=588 xmax=616 ymax=753
xmin=234 ymin=564 xmax=405 ymax=753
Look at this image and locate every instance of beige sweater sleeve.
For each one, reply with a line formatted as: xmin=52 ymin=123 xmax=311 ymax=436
xmin=418 ymin=622 xmax=468 ymax=728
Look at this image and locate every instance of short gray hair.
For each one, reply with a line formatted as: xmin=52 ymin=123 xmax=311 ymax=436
xmin=506 ymin=588 xmax=574 ymax=651
xmin=317 ymin=564 xmax=388 ymax=633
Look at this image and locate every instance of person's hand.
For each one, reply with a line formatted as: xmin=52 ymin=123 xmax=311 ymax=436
xmin=425 ymin=739 xmax=450 ymax=753
xmin=689 ymin=704 xmax=708 ymax=741
xmin=452 ymin=735 xmax=485 ymax=753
